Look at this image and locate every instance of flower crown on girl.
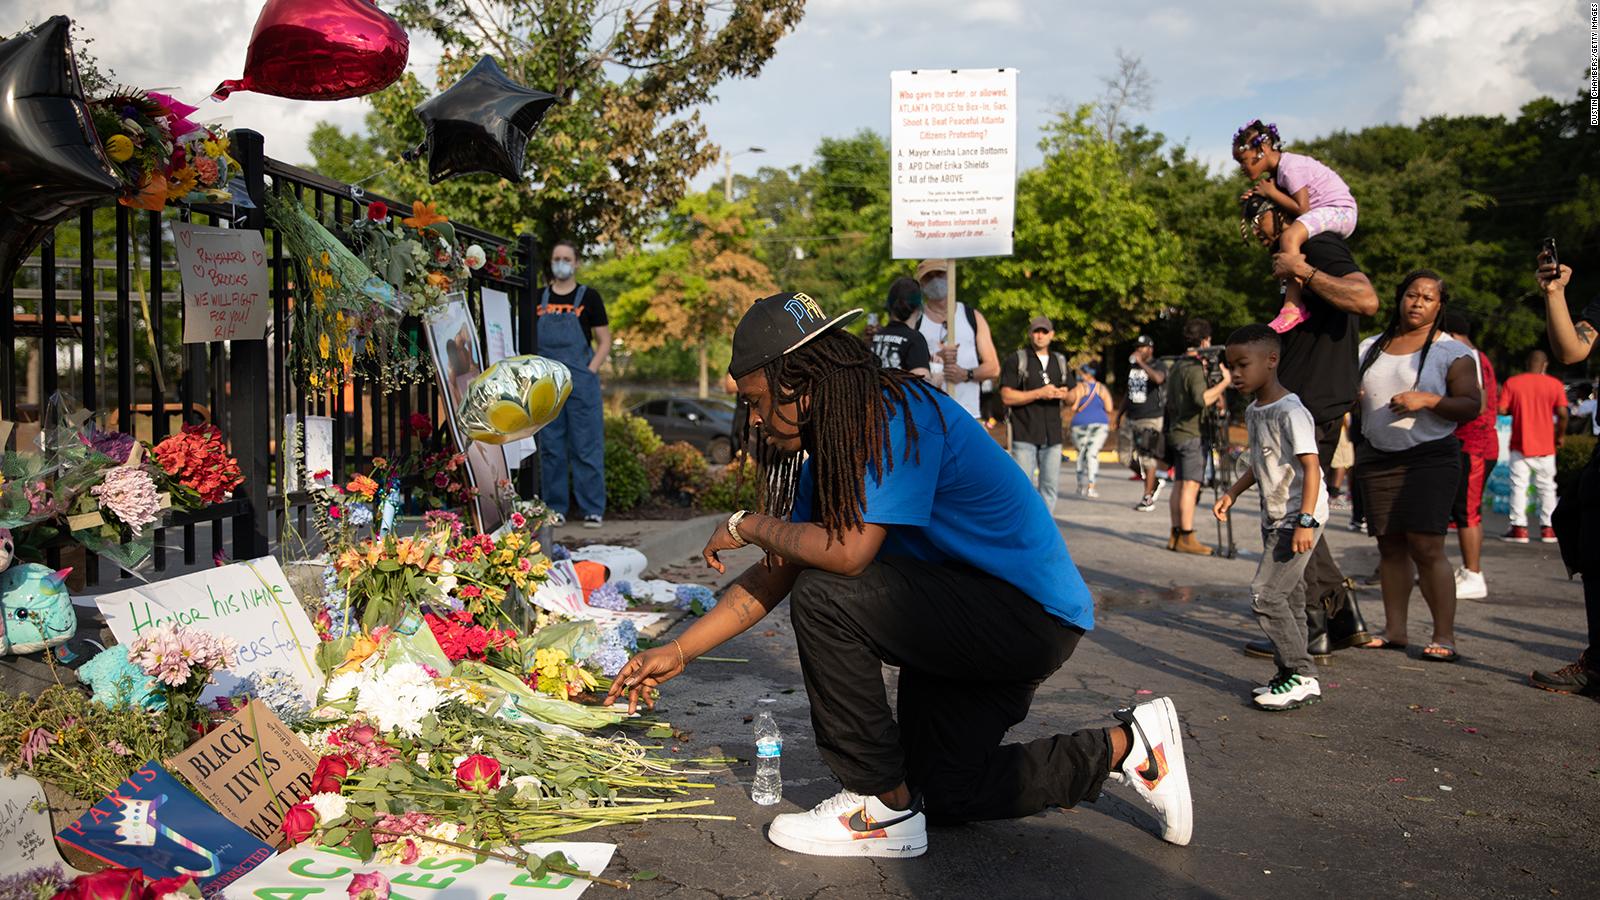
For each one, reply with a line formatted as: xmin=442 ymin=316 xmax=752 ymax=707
xmin=1232 ymin=119 xmax=1281 ymax=154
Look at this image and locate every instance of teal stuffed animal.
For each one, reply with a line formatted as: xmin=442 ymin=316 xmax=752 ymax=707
xmin=0 ymin=563 xmax=75 ymax=655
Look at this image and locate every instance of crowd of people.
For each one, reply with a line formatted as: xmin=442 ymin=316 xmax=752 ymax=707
xmin=599 ymin=117 xmax=1597 ymax=862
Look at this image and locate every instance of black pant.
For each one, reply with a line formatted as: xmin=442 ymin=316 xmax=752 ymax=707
xmin=1301 ymin=419 xmax=1349 ymax=611
xmin=788 ymin=558 xmax=1110 ymax=824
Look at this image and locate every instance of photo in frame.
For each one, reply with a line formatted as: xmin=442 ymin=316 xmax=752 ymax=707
xmin=424 ymin=294 xmax=510 ymax=533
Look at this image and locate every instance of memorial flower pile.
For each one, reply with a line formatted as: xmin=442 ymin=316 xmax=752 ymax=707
xmin=89 ymin=89 xmax=237 ymax=211
xmin=89 ymin=466 xmax=161 ymax=537
xmin=349 ymin=199 xmax=471 ymax=319
xmin=126 ymin=624 xmax=238 ymax=746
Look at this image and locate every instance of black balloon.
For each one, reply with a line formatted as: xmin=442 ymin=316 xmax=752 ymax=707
xmin=413 ymin=56 xmax=556 ymax=183
xmin=0 ymin=16 xmax=119 ymax=285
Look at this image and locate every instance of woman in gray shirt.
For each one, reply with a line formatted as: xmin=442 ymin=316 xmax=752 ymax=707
xmin=1353 ymin=270 xmax=1481 ymax=663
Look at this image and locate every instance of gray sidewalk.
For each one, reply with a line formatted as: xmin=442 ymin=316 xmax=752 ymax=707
xmin=607 ymin=475 xmax=1599 ymax=899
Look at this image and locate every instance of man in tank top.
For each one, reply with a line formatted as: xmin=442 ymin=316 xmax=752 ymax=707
xmin=914 ymin=259 xmax=1000 ymax=418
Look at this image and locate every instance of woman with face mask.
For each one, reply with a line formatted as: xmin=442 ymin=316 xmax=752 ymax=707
xmin=537 ymin=239 xmax=612 ymax=528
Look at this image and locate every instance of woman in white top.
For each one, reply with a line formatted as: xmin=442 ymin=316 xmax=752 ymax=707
xmin=1353 ymin=270 xmax=1482 ymax=663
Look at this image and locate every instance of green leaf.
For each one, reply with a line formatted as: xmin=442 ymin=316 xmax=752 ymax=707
xmin=633 ymin=871 xmax=659 ymax=881
xmin=350 ymin=828 xmax=376 ymax=861
xmin=322 ymin=826 xmax=350 ymax=846
xmin=646 ymin=725 xmax=673 ymax=739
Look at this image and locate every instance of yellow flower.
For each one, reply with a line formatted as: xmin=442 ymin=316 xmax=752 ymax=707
xmin=320 ymin=251 xmax=331 ymax=267
xmin=335 ymin=634 xmax=381 ymax=674
xmin=203 ymin=134 xmax=230 ymax=159
xmin=105 ymin=134 xmax=134 ymax=162
xmin=165 ymin=167 xmax=198 ymax=200
xmin=318 ymin=333 xmax=330 ymax=359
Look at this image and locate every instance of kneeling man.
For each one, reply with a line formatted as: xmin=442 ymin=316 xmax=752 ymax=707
xmin=606 ymin=292 xmax=1195 ymax=857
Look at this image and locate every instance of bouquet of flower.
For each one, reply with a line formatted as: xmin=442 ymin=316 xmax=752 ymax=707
xmin=89 ymin=89 xmax=236 ymax=212
xmin=266 ymin=193 xmax=421 ymax=394
xmin=308 ymin=461 xmax=393 ymax=555
xmin=424 ymin=609 xmax=519 ymax=665
xmin=126 ymin=623 xmax=238 ymax=747
xmin=406 ymin=448 xmax=474 ymax=512
xmin=444 ymin=514 xmax=551 ymax=609
xmin=331 ymin=534 xmax=450 ymax=632
xmin=349 ymin=201 xmax=470 ymax=319
xmin=0 ymin=685 xmax=171 ymax=800
xmin=152 ymin=424 xmax=242 ymax=506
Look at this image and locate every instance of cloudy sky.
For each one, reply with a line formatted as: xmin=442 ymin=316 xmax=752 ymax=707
xmin=6 ymin=0 xmax=1591 ymax=187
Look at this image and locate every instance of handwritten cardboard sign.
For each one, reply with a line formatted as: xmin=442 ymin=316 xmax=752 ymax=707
xmin=95 ymin=557 xmax=324 ymax=703
xmin=0 ymin=774 xmax=83 ymax=877
xmin=232 ymin=840 xmax=615 ymax=900
xmin=172 ymin=222 xmax=270 ymax=343
xmin=169 ymin=702 xmax=317 ymax=849
xmin=55 ymin=761 xmax=275 ymax=897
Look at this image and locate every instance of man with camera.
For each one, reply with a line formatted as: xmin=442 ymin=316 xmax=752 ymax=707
xmin=1240 ymin=196 xmax=1377 ymax=659
xmin=1164 ymin=319 xmax=1230 ymax=555
xmin=1531 ymin=255 xmax=1600 ymax=697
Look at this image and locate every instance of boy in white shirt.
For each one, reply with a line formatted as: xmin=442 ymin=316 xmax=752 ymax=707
xmin=1214 ymin=324 xmax=1331 ymax=710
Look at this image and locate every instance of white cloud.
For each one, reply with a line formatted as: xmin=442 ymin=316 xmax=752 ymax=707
xmin=1387 ymin=0 xmax=1587 ymax=121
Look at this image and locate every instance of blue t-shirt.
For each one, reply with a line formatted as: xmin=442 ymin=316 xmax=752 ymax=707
xmin=790 ymin=386 xmax=1095 ymax=630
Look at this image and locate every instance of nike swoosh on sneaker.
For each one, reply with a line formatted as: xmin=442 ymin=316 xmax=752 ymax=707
xmin=842 ymin=805 xmax=921 ymax=838
xmin=1138 ymin=742 xmax=1169 ymax=790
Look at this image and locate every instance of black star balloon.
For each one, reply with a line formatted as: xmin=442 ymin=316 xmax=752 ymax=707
xmin=0 ymin=16 xmax=119 ymax=285
xmin=413 ymin=56 xmax=557 ymax=183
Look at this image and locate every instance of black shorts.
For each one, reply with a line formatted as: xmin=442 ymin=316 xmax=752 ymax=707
xmin=1170 ymin=437 xmax=1206 ymax=483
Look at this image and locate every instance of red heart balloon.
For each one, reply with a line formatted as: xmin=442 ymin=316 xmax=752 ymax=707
xmin=213 ymin=0 xmax=409 ymax=101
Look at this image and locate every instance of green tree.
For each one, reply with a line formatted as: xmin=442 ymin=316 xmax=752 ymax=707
xmin=587 ymin=192 xmax=776 ymax=396
xmin=971 ymin=107 xmax=1184 ymax=354
xmin=308 ymin=0 xmax=805 ymax=252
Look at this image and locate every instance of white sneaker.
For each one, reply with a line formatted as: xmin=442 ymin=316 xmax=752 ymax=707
xmin=1106 ymin=697 xmax=1192 ymax=846
xmin=582 ymin=514 xmax=604 ymax=529
xmin=1455 ymin=568 xmax=1488 ymax=601
xmin=766 ymin=789 xmax=927 ymax=858
xmin=550 ymin=513 xmax=567 ymax=527
xmin=1252 ymin=673 xmax=1321 ymax=711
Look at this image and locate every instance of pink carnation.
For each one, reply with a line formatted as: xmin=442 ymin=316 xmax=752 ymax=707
xmin=91 ymin=467 xmax=162 ymax=536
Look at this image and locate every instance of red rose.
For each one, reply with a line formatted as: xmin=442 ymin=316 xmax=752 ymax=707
xmin=281 ymin=801 xmax=318 ymax=845
xmin=58 ymin=867 xmax=144 ymax=900
xmin=311 ymin=754 xmax=351 ymax=794
xmin=454 ymin=754 xmax=502 ymax=792
xmin=408 ymin=413 xmax=433 ymax=437
xmin=143 ymin=875 xmax=194 ymax=899
xmin=367 ymin=201 xmax=389 ymax=222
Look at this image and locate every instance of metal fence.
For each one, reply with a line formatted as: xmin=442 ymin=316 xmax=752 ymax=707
xmin=1 ymin=129 xmax=539 ymax=589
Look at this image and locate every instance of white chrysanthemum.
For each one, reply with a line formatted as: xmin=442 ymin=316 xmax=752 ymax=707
xmin=323 ymin=671 xmax=364 ymax=702
xmin=308 ymin=792 xmax=348 ymax=823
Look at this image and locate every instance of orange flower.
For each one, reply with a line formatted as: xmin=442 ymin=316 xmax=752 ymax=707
xmin=335 ymin=633 xmax=380 ymax=674
xmin=426 ymin=270 xmax=451 ymax=289
xmin=120 ymin=173 xmax=169 ymax=211
xmin=346 ymin=473 xmax=379 ymax=501
xmin=364 ymin=541 xmax=383 ymax=567
xmin=336 ymin=548 xmax=362 ymax=572
xmin=402 ymin=200 xmax=448 ymax=229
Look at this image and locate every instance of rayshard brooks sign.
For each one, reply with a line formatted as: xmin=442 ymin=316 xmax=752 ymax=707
xmin=890 ymin=68 xmax=1019 ymax=260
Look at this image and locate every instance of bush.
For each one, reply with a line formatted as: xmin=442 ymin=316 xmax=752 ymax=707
xmin=604 ymin=413 xmax=661 ymax=511
xmin=647 ymin=441 xmax=709 ymax=501
xmin=1557 ymin=433 xmax=1596 ymax=498
xmin=698 ymin=457 xmax=761 ymax=512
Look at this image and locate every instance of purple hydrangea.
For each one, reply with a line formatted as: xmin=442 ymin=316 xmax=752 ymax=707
xmin=587 ymin=582 xmax=628 ymax=611
xmin=548 ymin=543 xmax=572 ymax=561
xmin=84 ymin=429 xmax=136 ymax=463
xmin=675 ymin=583 xmax=715 ymax=611
xmin=589 ymin=645 xmax=629 ymax=678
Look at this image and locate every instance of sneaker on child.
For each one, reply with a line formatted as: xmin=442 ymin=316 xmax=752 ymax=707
xmin=766 ymin=789 xmax=927 ymax=858
xmin=1106 ymin=697 xmax=1193 ymax=846
xmin=1252 ymin=672 xmax=1321 ymax=711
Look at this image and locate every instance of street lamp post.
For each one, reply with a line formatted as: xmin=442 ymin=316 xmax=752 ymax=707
xmin=723 ymin=146 xmax=766 ymax=201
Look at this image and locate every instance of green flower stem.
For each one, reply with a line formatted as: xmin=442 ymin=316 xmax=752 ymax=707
xmin=366 ymin=827 xmax=630 ymax=890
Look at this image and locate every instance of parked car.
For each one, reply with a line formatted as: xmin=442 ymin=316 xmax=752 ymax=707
xmin=629 ymin=396 xmax=737 ymax=464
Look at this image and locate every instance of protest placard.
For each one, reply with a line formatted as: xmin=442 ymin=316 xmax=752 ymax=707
xmin=55 ymin=761 xmax=275 ymax=897
xmin=0 ymin=774 xmax=83 ymax=877
xmin=168 ymin=702 xmax=317 ymax=848
xmin=890 ymin=68 xmax=1018 ymax=259
xmin=231 ymin=840 xmax=615 ymax=900
xmin=171 ymin=222 xmax=270 ymax=343
xmin=94 ymin=557 xmax=323 ymax=703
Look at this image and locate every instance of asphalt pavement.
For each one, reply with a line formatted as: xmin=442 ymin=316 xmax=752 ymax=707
xmin=607 ymin=472 xmax=1600 ymax=899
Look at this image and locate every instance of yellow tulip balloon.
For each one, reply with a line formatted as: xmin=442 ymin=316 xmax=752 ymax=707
xmin=460 ymin=355 xmax=573 ymax=444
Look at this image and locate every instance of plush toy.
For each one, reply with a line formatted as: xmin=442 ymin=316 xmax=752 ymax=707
xmin=78 ymin=643 xmax=163 ymax=709
xmin=0 ymin=563 xmax=75 ymax=655
xmin=0 ymin=527 xmax=14 ymax=571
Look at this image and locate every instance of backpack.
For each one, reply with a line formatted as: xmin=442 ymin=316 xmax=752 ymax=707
xmin=1013 ymin=349 xmax=1069 ymax=387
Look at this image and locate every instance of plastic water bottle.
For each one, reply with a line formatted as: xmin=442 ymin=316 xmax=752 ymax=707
xmin=752 ymin=711 xmax=783 ymax=805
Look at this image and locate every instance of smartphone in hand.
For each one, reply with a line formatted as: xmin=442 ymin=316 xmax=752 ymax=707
xmin=1539 ymin=237 xmax=1558 ymax=269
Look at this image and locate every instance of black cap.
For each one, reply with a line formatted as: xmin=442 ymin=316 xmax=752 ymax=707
xmin=728 ymin=292 xmax=863 ymax=378
xmin=1135 ymin=335 xmax=1155 ymax=347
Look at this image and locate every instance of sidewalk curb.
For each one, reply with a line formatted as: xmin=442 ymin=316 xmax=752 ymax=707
xmin=636 ymin=512 xmax=726 ymax=578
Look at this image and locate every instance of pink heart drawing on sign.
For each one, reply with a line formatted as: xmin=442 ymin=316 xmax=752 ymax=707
xmin=192 ymin=264 xmax=206 ymax=280
xmin=251 ymin=250 xmax=265 ymax=266
xmin=178 ymin=229 xmax=193 ymax=249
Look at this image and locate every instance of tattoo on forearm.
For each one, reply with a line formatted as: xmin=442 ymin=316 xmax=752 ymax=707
xmin=752 ymin=517 xmax=812 ymax=562
xmin=731 ymin=594 xmax=761 ymax=628
xmin=1577 ymin=321 xmax=1597 ymax=348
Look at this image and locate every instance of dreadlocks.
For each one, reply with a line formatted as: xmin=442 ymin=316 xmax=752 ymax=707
xmin=1358 ymin=269 xmax=1451 ymax=384
xmin=753 ymin=329 xmax=939 ymax=542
